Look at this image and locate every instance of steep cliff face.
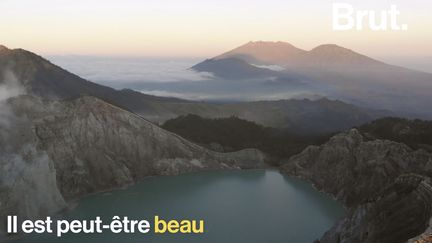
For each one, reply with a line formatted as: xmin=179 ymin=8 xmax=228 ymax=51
xmin=281 ymin=129 xmax=432 ymax=243
xmin=321 ymin=175 xmax=432 ymax=243
xmin=0 ymin=95 xmax=268 ymax=234
xmin=0 ymin=97 xmax=67 ymax=234
xmin=0 ymin=145 xmax=67 ymax=226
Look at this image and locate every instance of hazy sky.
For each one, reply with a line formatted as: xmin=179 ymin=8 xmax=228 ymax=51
xmin=1 ymin=0 xmax=431 ymax=58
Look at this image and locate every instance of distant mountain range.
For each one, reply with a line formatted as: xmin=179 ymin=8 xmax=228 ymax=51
xmin=191 ymin=41 xmax=432 ymax=119
xmin=0 ymin=45 xmax=386 ymax=134
xmin=213 ymin=41 xmax=386 ymax=67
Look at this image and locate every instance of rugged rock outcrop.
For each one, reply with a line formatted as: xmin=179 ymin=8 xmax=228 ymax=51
xmin=0 ymin=95 xmax=268 ymax=235
xmin=321 ymin=174 xmax=432 ymax=243
xmin=281 ymin=129 xmax=432 ymax=243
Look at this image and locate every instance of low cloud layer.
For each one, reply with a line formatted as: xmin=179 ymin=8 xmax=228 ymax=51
xmin=46 ymin=56 xmax=327 ymax=102
xmin=251 ymin=64 xmax=286 ymax=71
xmin=47 ymin=56 xmax=214 ymax=85
xmin=141 ymin=89 xmax=322 ymax=102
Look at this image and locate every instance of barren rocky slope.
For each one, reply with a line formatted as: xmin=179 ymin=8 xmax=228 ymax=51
xmin=281 ymin=129 xmax=432 ymax=243
xmin=0 ymin=95 xmax=267 ymax=235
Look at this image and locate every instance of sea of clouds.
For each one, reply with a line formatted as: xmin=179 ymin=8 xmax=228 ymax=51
xmin=46 ymin=56 xmax=328 ymax=102
xmin=47 ymin=56 xmax=214 ymax=85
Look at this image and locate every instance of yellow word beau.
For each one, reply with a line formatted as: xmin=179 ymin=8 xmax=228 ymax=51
xmin=154 ymin=216 xmax=204 ymax=234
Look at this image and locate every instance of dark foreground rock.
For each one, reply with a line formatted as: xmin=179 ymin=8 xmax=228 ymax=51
xmin=321 ymin=174 xmax=432 ymax=243
xmin=282 ymin=129 xmax=432 ymax=243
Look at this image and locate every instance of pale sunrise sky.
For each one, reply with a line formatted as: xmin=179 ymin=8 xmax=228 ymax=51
xmin=1 ymin=0 xmax=431 ymax=58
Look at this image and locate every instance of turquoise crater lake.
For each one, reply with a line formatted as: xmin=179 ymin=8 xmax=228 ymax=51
xmin=15 ymin=170 xmax=345 ymax=243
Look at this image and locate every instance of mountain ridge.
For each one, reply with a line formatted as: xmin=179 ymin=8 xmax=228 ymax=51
xmin=209 ymin=41 xmax=388 ymax=68
xmin=191 ymin=41 xmax=432 ymax=119
xmin=302 ymin=44 xmax=387 ymax=67
xmin=0 ymin=44 xmax=386 ymax=134
xmin=215 ymin=41 xmax=307 ymax=65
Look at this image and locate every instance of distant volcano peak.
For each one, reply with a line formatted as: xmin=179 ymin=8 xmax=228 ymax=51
xmin=242 ymin=41 xmax=298 ymax=48
xmin=311 ymin=44 xmax=346 ymax=51
xmin=305 ymin=44 xmax=384 ymax=66
xmin=216 ymin=41 xmax=306 ymax=65
xmin=208 ymin=41 xmax=387 ymax=68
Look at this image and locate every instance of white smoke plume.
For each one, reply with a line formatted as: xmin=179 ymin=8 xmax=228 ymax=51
xmin=0 ymin=69 xmax=65 ymax=235
xmin=0 ymin=68 xmax=27 ymax=150
xmin=0 ymin=69 xmax=25 ymax=128
xmin=0 ymin=69 xmax=24 ymax=101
